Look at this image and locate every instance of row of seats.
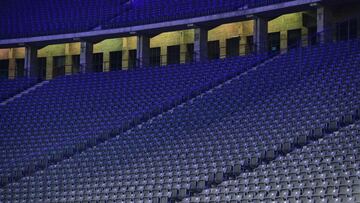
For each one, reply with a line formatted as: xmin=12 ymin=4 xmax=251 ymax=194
xmin=183 ymin=122 xmax=360 ymax=202
xmin=0 ymin=54 xmax=268 ymax=187
xmin=1 ymin=39 xmax=359 ymax=202
xmin=0 ymin=77 xmax=38 ymax=102
xmin=0 ymin=0 xmax=129 ymax=39
xmin=105 ymin=0 xmax=294 ymax=29
xmin=0 ymin=0 xmax=294 ymax=39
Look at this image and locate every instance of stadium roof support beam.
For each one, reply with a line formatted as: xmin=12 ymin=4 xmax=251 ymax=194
xmin=136 ymin=35 xmax=151 ymax=68
xmin=317 ymin=5 xmax=333 ymax=43
xmin=254 ymin=17 xmax=268 ymax=54
xmin=80 ymin=41 xmax=94 ymax=73
xmin=24 ymin=46 xmax=38 ymax=78
xmin=194 ymin=27 xmax=208 ymax=62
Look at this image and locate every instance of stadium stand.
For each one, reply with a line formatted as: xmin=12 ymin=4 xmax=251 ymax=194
xmin=0 ymin=0 xmax=295 ymax=39
xmin=1 ymin=38 xmax=359 ymax=202
xmin=0 ymin=0 xmax=129 ymax=39
xmin=1 ymin=1 xmax=360 ymax=203
xmin=105 ymin=0 xmax=295 ymax=29
xmin=0 ymin=78 xmax=38 ymax=102
xmin=183 ymin=122 xmax=360 ymax=202
xmin=0 ymin=54 xmax=268 ymax=187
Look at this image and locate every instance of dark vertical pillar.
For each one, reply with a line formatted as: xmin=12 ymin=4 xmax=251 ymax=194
xmin=80 ymin=41 xmax=94 ymax=73
xmin=194 ymin=28 xmax=208 ymax=62
xmin=25 ymin=46 xmax=38 ymax=78
xmin=254 ymin=17 xmax=268 ymax=53
xmin=136 ymin=35 xmax=150 ymax=67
